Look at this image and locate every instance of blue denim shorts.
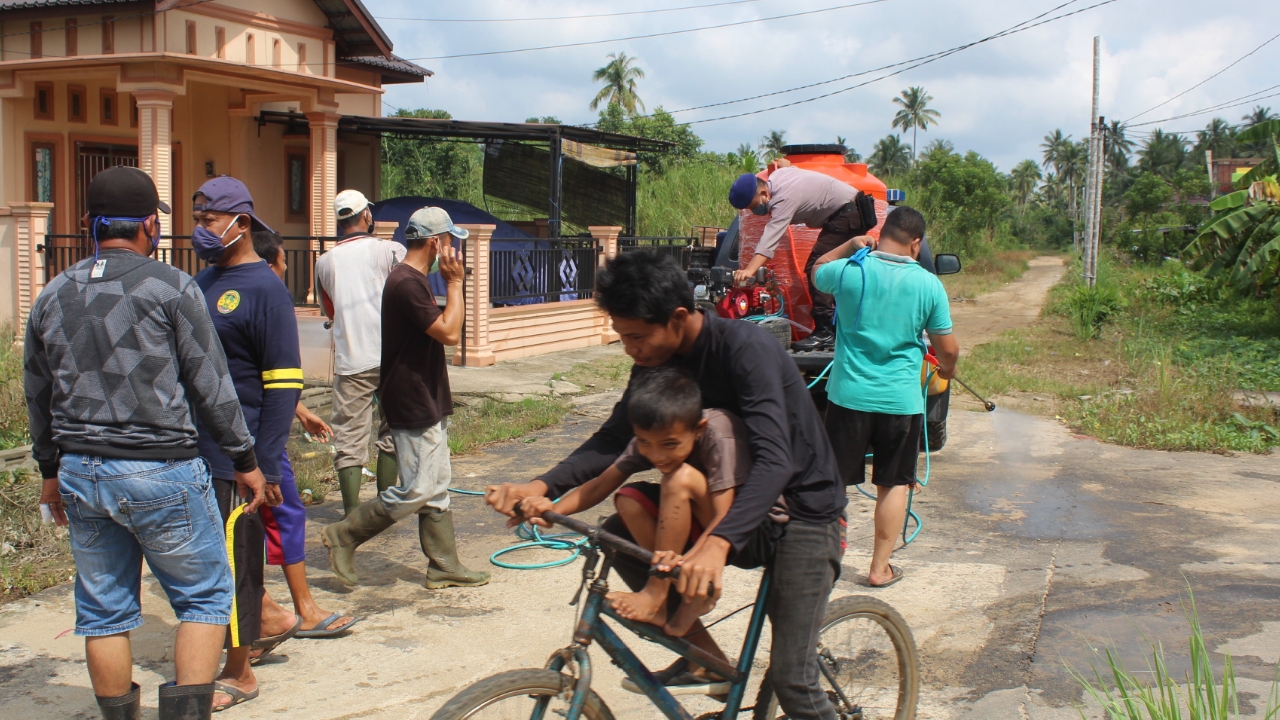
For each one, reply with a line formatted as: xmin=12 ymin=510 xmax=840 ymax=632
xmin=58 ymin=455 xmax=233 ymax=637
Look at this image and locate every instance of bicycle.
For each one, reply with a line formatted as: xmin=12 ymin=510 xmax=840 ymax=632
xmin=431 ymin=512 xmax=920 ymax=720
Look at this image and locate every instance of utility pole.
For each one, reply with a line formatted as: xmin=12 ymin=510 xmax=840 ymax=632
xmin=1204 ymin=149 xmax=1216 ymax=199
xmin=1082 ymin=36 xmax=1102 ymax=288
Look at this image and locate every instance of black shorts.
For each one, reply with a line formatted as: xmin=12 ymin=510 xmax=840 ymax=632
xmin=214 ymin=477 xmax=264 ymax=649
xmin=824 ymin=404 xmax=922 ymax=488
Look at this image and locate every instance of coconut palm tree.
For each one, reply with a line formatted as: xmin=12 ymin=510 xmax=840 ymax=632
xmin=1243 ymin=106 xmax=1276 ymax=129
xmin=1011 ymin=159 xmax=1042 ymax=214
xmin=759 ymin=130 xmax=787 ymax=161
xmin=733 ymin=142 xmax=761 ymax=173
xmin=868 ymin=134 xmax=912 ymax=177
xmin=590 ymin=52 xmax=646 ymax=115
xmin=1194 ymin=117 xmax=1237 ymax=160
xmin=1240 ymin=107 xmax=1275 ymax=157
xmin=891 ymin=86 xmax=941 ymax=164
xmin=1041 ymin=129 xmax=1072 ymax=175
xmin=1103 ymin=120 xmax=1135 ymax=177
xmin=1137 ymin=129 xmax=1188 ymax=178
xmin=835 ymin=136 xmax=862 ymax=162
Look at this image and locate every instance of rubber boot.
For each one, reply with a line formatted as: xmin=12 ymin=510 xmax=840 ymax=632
xmin=791 ymin=325 xmax=835 ymax=352
xmin=158 ymin=681 xmax=214 ymax=720
xmin=322 ymin=499 xmax=396 ymax=586
xmin=375 ymin=451 xmax=398 ymax=494
xmin=337 ymin=466 xmax=363 ymax=517
xmin=418 ymin=509 xmax=491 ymax=589
xmin=96 ymin=682 xmax=141 ymax=720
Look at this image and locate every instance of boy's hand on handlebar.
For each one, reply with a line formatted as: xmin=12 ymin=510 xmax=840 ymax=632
xmin=651 ymin=550 xmax=681 ymax=574
xmin=675 ymin=535 xmax=730 ymax=601
xmin=515 ymin=496 xmax=555 ymax=528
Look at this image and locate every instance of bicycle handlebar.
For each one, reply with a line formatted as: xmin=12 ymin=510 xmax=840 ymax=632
xmin=540 ymin=511 xmax=680 ymax=579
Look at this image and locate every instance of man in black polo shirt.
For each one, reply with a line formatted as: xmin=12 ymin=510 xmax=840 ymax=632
xmin=487 ymin=252 xmax=847 ymax=720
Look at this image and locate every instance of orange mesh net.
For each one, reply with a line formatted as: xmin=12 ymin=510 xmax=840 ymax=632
xmin=737 ymin=198 xmax=889 ymax=337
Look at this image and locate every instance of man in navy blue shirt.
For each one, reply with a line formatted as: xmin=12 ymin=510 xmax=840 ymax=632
xmin=191 ymin=177 xmax=302 ymax=711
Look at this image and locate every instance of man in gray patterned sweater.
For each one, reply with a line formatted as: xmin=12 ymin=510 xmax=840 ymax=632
xmin=24 ymin=166 xmax=269 ymax=720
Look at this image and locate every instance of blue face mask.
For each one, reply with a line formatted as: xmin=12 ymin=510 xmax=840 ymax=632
xmin=752 ymin=201 xmax=770 ymax=216
xmin=192 ymin=214 xmax=244 ymax=264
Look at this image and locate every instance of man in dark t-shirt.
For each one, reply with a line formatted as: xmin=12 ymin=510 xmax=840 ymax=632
xmin=322 ymin=207 xmax=489 ymax=589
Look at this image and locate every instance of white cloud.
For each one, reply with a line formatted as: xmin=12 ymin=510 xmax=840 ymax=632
xmin=375 ymin=0 xmax=1280 ymax=172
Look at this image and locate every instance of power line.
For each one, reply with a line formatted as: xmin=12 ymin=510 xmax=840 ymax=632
xmin=665 ymin=0 xmax=1083 ymax=117
xmin=684 ymin=0 xmax=1121 ymax=125
xmin=401 ymin=0 xmax=891 ymax=61
xmin=1123 ymin=30 xmax=1280 ymax=123
xmin=1128 ymin=83 xmax=1280 ymax=127
xmin=375 ymin=0 xmax=767 ymax=23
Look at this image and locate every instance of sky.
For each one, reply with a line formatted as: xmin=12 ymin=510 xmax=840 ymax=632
xmin=372 ymin=0 xmax=1280 ymax=172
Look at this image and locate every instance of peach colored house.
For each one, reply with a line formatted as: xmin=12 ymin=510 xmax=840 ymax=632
xmin=0 ymin=0 xmax=428 ymax=326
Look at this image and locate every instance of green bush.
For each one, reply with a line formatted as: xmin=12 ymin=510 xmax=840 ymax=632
xmin=1062 ymin=283 xmax=1124 ymax=340
xmin=0 ymin=327 xmax=28 ymax=451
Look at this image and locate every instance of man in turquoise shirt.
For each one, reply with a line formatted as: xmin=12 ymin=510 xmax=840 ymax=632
xmin=812 ymin=206 xmax=959 ymax=588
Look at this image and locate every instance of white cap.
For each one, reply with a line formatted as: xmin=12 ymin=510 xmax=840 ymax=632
xmin=333 ymin=189 xmax=371 ymax=221
xmin=405 ymin=206 xmax=469 ymax=240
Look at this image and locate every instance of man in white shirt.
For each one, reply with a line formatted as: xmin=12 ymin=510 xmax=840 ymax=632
xmin=314 ymin=189 xmax=406 ymax=515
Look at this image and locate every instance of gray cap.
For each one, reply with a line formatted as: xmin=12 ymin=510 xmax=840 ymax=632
xmin=405 ymin=206 xmax=469 ymax=240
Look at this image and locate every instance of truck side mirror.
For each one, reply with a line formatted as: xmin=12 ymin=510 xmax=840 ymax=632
xmin=935 ymin=254 xmax=961 ymax=275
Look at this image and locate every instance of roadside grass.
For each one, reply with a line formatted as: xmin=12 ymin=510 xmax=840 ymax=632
xmin=1070 ymin=590 xmax=1278 ymax=719
xmin=959 ymin=254 xmax=1280 ymax=454
xmin=0 ymin=469 xmax=72 ymax=603
xmin=1 ymin=326 xmax=29 ymax=451
xmin=448 ymin=396 xmax=575 ymax=456
xmin=555 ymin=353 xmax=634 ymax=393
xmin=941 ymin=250 xmax=1041 ymax=300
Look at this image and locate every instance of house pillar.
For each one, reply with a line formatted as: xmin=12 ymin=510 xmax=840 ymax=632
xmin=590 ymin=225 xmax=621 ymax=344
xmin=306 ymin=111 xmax=340 ymax=245
xmin=134 ymin=90 xmax=177 ymax=249
xmin=10 ymin=202 xmax=54 ymax=325
xmin=372 ymin=221 xmax=397 ymax=241
xmin=453 ymin=224 xmax=495 ymax=367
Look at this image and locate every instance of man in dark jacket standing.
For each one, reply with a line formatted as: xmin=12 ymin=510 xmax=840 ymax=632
xmin=25 ymin=166 xmax=267 ymax=720
xmin=488 ymin=252 xmax=848 ymax=720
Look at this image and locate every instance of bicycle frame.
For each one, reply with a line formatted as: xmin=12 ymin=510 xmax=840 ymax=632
xmin=544 ymin=560 xmax=773 ymax=720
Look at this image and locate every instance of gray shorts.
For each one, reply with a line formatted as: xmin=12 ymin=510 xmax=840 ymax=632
xmin=380 ymin=420 xmax=452 ymax=520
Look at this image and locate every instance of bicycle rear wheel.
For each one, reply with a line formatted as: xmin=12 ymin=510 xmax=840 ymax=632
xmin=431 ymin=669 xmax=616 ymax=720
xmin=753 ymin=595 xmax=919 ymax=720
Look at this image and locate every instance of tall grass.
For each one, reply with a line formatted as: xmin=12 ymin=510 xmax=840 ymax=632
xmin=0 ymin=327 xmax=28 ymax=451
xmin=1071 ymin=591 xmax=1279 ymax=720
xmin=637 ymin=159 xmax=740 ymax=237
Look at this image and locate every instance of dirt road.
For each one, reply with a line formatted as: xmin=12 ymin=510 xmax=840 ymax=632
xmin=5 ymin=256 xmax=1279 ymax=719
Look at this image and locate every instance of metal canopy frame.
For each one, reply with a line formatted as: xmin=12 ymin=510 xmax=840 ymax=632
xmin=255 ymin=110 xmax=671 ymax=237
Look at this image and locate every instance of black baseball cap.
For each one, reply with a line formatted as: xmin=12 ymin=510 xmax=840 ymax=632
xmin=87 ymin=166 xmax=171 ymax=218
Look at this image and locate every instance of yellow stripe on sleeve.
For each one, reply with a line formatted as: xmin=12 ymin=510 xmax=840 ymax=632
xmin=261 ymin=368 xmax=304 ymax=381
xmin=263 ymin=382 xmax=305 ymax=390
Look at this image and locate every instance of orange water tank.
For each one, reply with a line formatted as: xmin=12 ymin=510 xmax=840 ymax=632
xmin=765 ymin=144 xmax=888 ymax=201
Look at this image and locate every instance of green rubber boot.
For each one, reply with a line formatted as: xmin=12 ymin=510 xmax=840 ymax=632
xmin=418 ymin=509 xmax=491 ymax=589
xmin=322 ymin=499 xmax=396 ymax=586
xmin=337 ymin=466 xmax=363 ymax=517
xmin=376 ymin=451 xmax=399 ymax=494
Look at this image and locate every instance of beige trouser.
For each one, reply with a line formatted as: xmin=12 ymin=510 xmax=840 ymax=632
xmin=331 ymin=368 xmax=395 ymax=471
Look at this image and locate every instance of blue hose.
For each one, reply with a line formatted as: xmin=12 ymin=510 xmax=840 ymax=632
xmin=850 ymin=371 xmax=934 ymax=545
xmin=447 ymin=488 xmax=588 ymax=570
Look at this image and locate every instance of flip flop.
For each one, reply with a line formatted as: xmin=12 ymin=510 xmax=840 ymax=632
xmin=295 ymin=613 xmax=361 ymax=639
xmin=868 ymin=564 xmax=904 ymax=588
xmin=249 ymin=614 xmax=301 ymax=665
xmin=212 ymin=681 xmax=258 ymax=712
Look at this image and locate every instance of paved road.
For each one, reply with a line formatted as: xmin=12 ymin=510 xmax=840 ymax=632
xmin=5 ymin=258 xmax=1279 ymax=718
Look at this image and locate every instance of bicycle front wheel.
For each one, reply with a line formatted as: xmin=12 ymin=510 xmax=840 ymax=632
xmin=753 ymin=595 xmax=919 ymax=720
xmin=430 ymin=669 xmax=616 ymax=720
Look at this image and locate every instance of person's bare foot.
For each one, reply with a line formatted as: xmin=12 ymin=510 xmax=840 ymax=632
xmin=300 ymin=609 xmax=354 ymax=633
xmin=608 ymin=583 xmax=670 ymax=626
xmin=664 ymin=596 xmax=715 ymax=638
xmin=212 ymin=670 xmax=257 ymax=710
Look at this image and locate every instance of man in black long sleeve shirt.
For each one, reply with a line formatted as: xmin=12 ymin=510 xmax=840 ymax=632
xmin=488 ymin=253 xmax=846 ymax=720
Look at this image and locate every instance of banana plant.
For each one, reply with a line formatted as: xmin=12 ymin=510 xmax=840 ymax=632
xmin=1183 ymin=139 xmax=1280 ymax=293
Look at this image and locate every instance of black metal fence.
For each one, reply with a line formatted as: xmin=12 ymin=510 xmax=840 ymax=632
xmin=40 ymin=234 xmax=336 ymax=306
xmin=618 ymin=236 xmax=696 ymax=269
xmin=490 ymin=239 xmax=599 ymax=304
